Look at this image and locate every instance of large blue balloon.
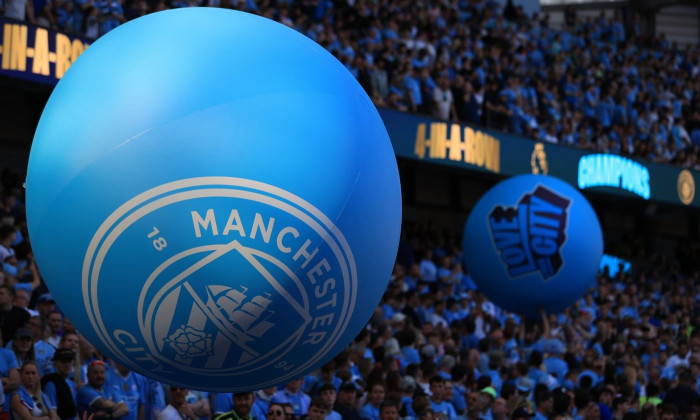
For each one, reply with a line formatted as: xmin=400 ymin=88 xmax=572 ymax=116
xmin=26 ymin=8 xmax=401 ymax=391
xmin=463 ymin=175 xmax=602 ymax=316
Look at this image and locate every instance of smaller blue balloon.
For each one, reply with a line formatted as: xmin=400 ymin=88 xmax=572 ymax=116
xmin=462 ymin=175 xmax=603 ymax=316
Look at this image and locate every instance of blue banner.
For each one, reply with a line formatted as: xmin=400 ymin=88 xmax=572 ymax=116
xmin=379 ymin=108 xmax=699 ymax=208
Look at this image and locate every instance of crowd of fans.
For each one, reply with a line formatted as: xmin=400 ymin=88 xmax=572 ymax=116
xmin=2 ymin=0 xmax=700 ymax=419
xmin=4 ymin=0 xmax=700 ymax=169
xmin=1 ymin=157 xmax=700 ymax=420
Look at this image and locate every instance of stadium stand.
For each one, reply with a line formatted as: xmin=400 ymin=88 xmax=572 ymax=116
xmin=1 ymin=0 xmax=700 ymax=419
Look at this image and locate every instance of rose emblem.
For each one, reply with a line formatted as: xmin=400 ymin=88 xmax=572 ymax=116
xmin=165 ymin=325 xmax=214 ymax=358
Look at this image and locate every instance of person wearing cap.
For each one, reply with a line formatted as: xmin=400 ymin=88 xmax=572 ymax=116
xmin=10 ymin=328 xmax=35 ymax=367
xmin=42 ymin=348 xmax=78 ymax=420
xmin=428 ymin=377 xmax=456 ymax=420
xmin=542 ymin=340 xmax=567 ymax=387
xmin=158 ymin=386 xmax=196 ymax=420
xmin=76 ymin=360 xmax=130 ymax=419
xmin=35 ymin=295 xmax=56 ymax=321
xmin=478 ymin=387 xmax=496 ymax=420
xmin=333 ymin=382 xmax=361 ymax=420
xmin=0 ymin=285 xmax=30 ymax=345
xmin=515 ymin=377 xmax=532 ymax=400
xmin=214 ymin=392 xmax=255 ymax=420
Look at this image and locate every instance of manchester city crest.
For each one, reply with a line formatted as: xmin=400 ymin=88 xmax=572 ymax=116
xmin=81 ymin=177 xmax=357 ymax=391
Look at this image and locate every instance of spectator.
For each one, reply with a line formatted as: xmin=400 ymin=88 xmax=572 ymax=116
xmin=303 ymin=398 xmax=329 ymax=420
xmin=25 ymin=317 xmax=53 ymax=377
xmin=253 ymin=387 xmax=276 ymax=420
xmin=333 ymin=382 xmax=361 ymax=420
xmin=13 ymin=289 xmax=38 ymax=318
xmin=3 ymin=0 xmax=35 ymax=23
xmin=272 ymin=379 xmax=310 ymax=418
xmin=662 ymin=368 xmax=699 ymax=416
xmin=0 ymin=332 xmax=20 ymax=395
xmin=10 ymin=361 xmax=57 ymax=420
xmin=57 ymin=332 xmax=85 ymax=390
xmin=35 ymin=295 xmax=55 ymax=322
xmin=318 ymin=384 xmax=341 ymax=420
xmin=433 ymin=75 xmax=456 ymax=121
xmin=214 ymin=392 xmax=255 ymax=420
xmin=45 ymin=311 xmax=62 ymax=350
xmin=11 ymin=328 xmax=36 ymax=367
xmin=265 ymin=403 xmax=287 ymax=420
xmin=378 ymin=400 xmax=399 ymax=420
xmin=41 ymin=348 xmax=78 ymax=420
xmin=76 ymin=361 xmax=129 ymax=419
xmin=428 ymin=376 xmax=455 ymax=420
xmin=532 ymin=389 xmax=552 ymax=420
xmin=157 ymin=386 xmax=196 ymax=420
xmin=359 ymin=382 xmax=385 ymax=420
xmin=105 ymin=364 xmax=146 ymax=420
xmin=0 ymin=285 xmax=30 ymax=345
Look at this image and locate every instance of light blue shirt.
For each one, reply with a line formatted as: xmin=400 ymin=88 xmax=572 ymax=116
xmin=430 ymin=400 xmax=456 ymax=420
xmin=105 ymin=369 xmax=147 ymax=420
xmin=77 ymin=383 xmax=126 ymax=419
xmin=35 ymin=340 xmax=56 ymax=376
xmin=212 ymin=393 xmax=233 ymax=415
xmin=272 ymin=389 xmax=310 ymax=417
xmin=359 ymin=403 xmax=380 ymax=420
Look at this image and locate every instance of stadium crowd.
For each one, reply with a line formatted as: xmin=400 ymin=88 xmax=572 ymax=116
xmin=2 ymin=0 xmax=700 ymax=419
xmin=1 ymin=158 xmax=700 ymax=420
xmin=4 ymin=0 xmax=700 ymax=168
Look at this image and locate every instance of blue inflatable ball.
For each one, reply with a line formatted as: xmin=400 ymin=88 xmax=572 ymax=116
xmin=26 ymin=8 xmax=401 ymax=391
xmin=462 ymin=175 xmax=602 ymax=316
